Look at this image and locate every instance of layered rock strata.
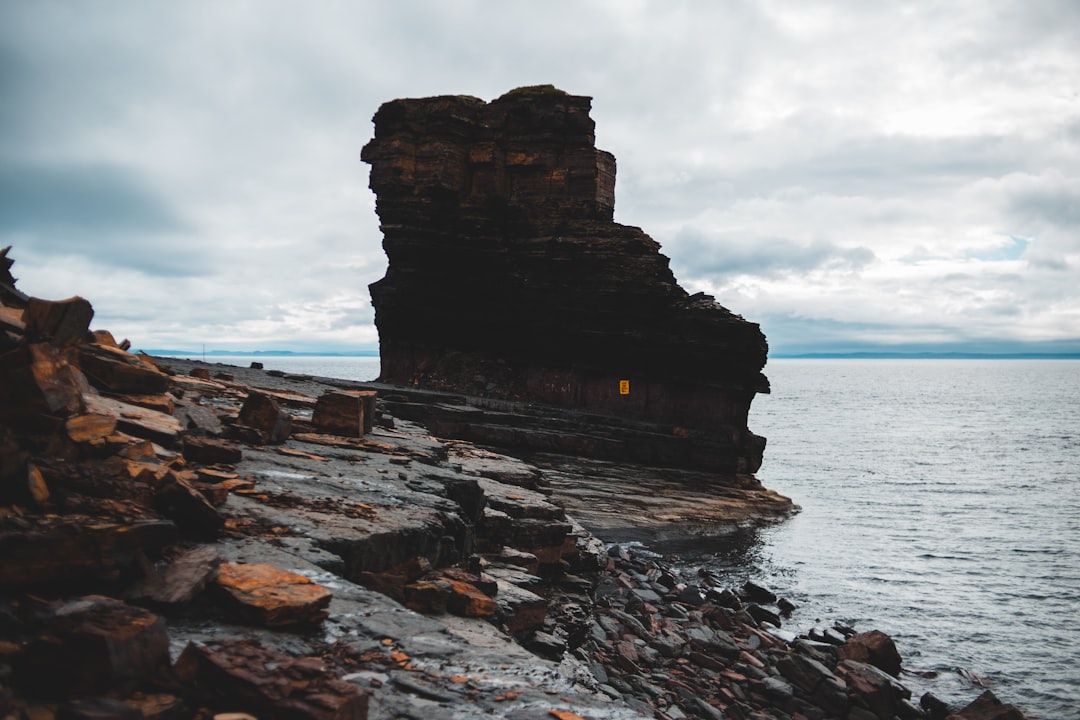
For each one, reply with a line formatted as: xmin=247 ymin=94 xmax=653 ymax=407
xmin=362 ymin=86 xmax=769 ymax=475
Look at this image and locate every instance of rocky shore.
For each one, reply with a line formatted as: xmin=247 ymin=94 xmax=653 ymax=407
xmin=0 ymin=256 xmax=1026 ymax=718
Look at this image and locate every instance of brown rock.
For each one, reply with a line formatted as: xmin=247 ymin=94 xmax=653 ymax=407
xmin=127 ymin=545 xmax=222 ymax=606
xmin=84 ymin=393 xmax=182 ymax=446
xmin=66 ymin=412 xmax=119 ymax=443
xmin=24 ymin=295 xmax=94 ymax=346
xmin=0 ymin=342 xmax=87 ymax=419
xmin=15 ymin=595 xmax=170 ymax=698
xmin=214 ymin=562 xmax=333 ymax=626
xmin=152 ymin=469 xmax=224 ymax=538
xmin=175 ymin=638 xmax=368 ymax=720
xmin=946 ymin=690 xmax=1027 ymax=720
xmin=79 ymin=343 xmax=170 ymax=395
xmin=182 ymin=435 xmax=242 ymax=464
xmin=0 ymin=517 xmax=178 ymax=589
xmin=237 ymin=390 xmax=292 ymax=443
xmin=839 ymin=629 xmax=903 ymax=677
xmin=445 ymin=579 xmax=499 ymax=617
xmin=311 ymin=390 xmax=376 ymax=437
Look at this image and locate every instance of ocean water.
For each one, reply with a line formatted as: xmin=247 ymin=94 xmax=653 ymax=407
xmin=669 ymin=359 xmax=1080 ymax=718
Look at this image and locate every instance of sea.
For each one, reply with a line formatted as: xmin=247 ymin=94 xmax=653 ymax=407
xmin=674 ymin=359 xmax=1080 ymax=719
xmin=178 ymin=355 xmax=1078 ymax=717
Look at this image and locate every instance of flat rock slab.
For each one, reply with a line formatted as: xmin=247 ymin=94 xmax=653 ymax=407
xmin=176 ymin=638 xmax=369 ymax=720
xmin=126 ymin=545 xmax=222 ymax=607
xmin=214 ymin=562 xmax=333 ymax=627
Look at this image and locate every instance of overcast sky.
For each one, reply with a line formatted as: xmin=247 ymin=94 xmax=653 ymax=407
xmin=2 ymin=1 xmax=1078 ymax=355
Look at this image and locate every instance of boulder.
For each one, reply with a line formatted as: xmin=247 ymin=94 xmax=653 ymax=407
xmin=839 ymin=629 xmax=904 ymax=677
xmin=237 ymin=390 xmax=292 ymax=443
xmin=214 ymin=562 xmax=333 ymax=627
xmin=945 ymin=690 xmax=1027 ymax=720
xmin=311 ymin=390 xmax=376 ymax=437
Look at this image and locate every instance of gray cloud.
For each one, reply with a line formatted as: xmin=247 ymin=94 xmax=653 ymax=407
xmin=670 ymin=229 xmax=875 ymax=281
xmin=1 ymin=0 xmax=1078 ymax=353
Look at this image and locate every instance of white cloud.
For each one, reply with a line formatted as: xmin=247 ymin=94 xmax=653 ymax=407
xmin=2 ymin=0 xmax=1078 ymax=354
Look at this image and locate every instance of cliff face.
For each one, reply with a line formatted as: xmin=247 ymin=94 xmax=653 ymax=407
xmin=362 ymin=86 xmax=769 ymax=473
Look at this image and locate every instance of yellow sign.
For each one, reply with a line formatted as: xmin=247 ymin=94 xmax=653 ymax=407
xmin=619 ymin=379 xmax=630 ymax=395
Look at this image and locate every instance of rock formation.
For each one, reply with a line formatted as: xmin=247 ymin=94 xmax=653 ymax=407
xmin=362 ymin=85 xmax=769 ymax=475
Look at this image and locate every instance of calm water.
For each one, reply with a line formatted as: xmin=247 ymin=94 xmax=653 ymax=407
xmin=183 ymin=355 xmax=1077 ymax=716
xmin=671 ymin=360 xmax=1080 ymax=718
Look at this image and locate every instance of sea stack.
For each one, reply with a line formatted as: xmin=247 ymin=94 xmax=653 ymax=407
xmin=362 ymin=85 xmax=769 ymax=474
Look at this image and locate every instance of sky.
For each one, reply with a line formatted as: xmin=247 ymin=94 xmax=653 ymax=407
xmin=2 ymin=0 xmax=1079 ymax=356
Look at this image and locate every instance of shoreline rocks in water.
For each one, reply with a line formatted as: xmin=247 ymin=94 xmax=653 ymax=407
xmin=0 ymin=248 xmax=1027 ymax=718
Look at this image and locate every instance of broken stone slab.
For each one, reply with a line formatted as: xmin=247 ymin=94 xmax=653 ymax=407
xmin=65 ymin=412 xmax=119 ymax=444
xmin=237 ymin=390 xmax=292 ymax=443
xmin=173 ymin=400 xmax=224 ymax=436
xmin=84 ymin=393 xmax=183 ymax=447
xmin=404 ymin=576 xmax=498 ymax=618
xmin=23 ymin=295 xmax=94 ymax=346
xmin=0 ymin=342 xmax=87 ymax=420
xmin=79 ymin=343 xmax=170 ymax=395
xmin=0 ymin=517 xmax=178 ymax=589
xmin=493 ymin=578 xmax=547 ymax=635
xmin=152 ymin=469 xmax=225 ymax=538
xmin=311 ymin=390 xmax=376 ymax=437
xmin=214 ymin=562 xmax=333 ymax=626
xmin=182 ymin=435 xmax=242 ymax=464
xmin=126 ymin=545 xmax=222 ymax=607
xmin=175 ymin=638 xmax=369 ymax=720
xmin=14 ymin=595 xmax=170 ymax=698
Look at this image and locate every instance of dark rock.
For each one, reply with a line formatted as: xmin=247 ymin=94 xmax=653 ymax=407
xmin=746 ymin=602 xmax=782 ymax=627
xmin=312 ymin=390 xmax=376 ymax=437
xmin=524 ymin=630 xmax=566 ymax=660
xmin=56 ymin=697 xmax=144 ymax=720
xmin=362 ymin=87 xmax=769 ymax=475
xmin=152 ymin=469 xmax=224 ymax=538
xmin=0 ymin=517 xmax=177 ymax=589
xmin=24 ymin=296 xmax=94 ymax=347
xmin=837 ymin=659 xmax=911 ymax=720
xmin=182 ymin=435 xmax=242 ymax=464
xmin=15 ymin=595 xmax=170 ymax=698
xmin=237 ymin=390 xmax=292 ymax=443
xmin=945 ymin=690 xmax=1027 ymax=720
xmin=742 ymin=579 xmax=778 ymax=604
xmin=175 ymin=638 xmax=369 ymax=719
xmin=839 ymin=629 xmax=904 ymax=677
xmin=79 ymin=343 xmax=170 ymax=395
xmin=126 ymin=545 xmax=221 ymax=606
xmin=922 ymin=692 xmax=954 ymax=720
xmin=776 ymin=652 xmax=835 ymax=695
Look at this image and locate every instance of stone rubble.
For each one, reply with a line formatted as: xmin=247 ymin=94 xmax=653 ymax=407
xmin=0 ymin=248 xmax=1028 ymax=719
